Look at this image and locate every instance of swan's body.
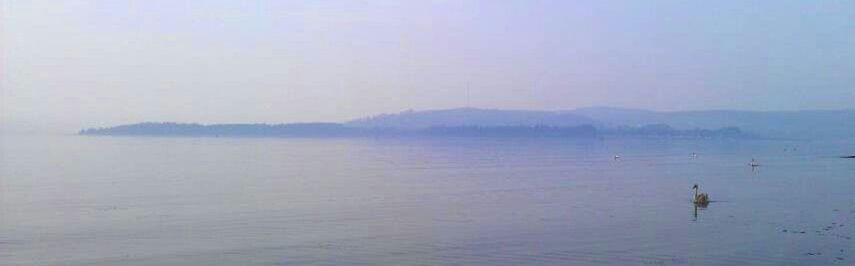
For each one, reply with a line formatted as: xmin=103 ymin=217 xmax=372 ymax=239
xmin=614 ymin=155 xmax=620 ymax=160
xmin=749 ymin=158 xmax=760 ymax=167
xmin=693 ymin=184 xmax=709 ymax=205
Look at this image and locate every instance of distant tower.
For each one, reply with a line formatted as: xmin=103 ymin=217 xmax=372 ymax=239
xmin=466 ymin=82 xmax=471 ymax=108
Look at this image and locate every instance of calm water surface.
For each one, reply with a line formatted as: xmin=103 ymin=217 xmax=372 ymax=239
xmin=2 ymin=135 xmax=855 ymax=265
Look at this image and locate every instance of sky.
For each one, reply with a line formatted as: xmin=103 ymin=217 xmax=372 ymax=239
xmin=2 ymin=0 xmax=854 ymax=132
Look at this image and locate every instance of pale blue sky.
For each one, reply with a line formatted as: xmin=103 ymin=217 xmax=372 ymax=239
xmin=2 ymin=1 xmax=854 ymax=130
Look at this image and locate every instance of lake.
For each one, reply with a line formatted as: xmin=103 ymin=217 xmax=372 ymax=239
xmin=1 ymin=135 xmax=854 ymax=265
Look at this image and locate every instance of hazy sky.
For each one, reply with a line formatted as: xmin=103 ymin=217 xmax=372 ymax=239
xmin=2 ymin=1 xmax=854 ymax=130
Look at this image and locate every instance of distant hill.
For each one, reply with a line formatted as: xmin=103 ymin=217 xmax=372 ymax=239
xmin=79 ymin=122 xmax=359 ymax=137
xmin=81 ymin=107 xmax=855 ymax=140
xmin=80 ymin=122 xmax=603 ymax=138
xmin=80 ymin=122 xmax=749 ymax=139
xmin=348 ymin=107 xmax=855 ymax=139
xmin=347 ymin=108 xmax=595 ymax=129
xmin=569 ymin=107 xmax=855 ymax=139
xmin=570 ymin=107 xmax=664 ymax=127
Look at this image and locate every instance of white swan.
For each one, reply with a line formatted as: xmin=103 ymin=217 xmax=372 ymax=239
xmin=692 ymin=184 xmax=709 ymax=205
xmin=749 ymin=158 xmax=760 ymax=167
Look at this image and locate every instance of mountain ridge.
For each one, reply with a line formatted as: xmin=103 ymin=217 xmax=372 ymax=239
xmin=346 ymin=107 xmax=855 ymax=139
xmin=78 ymin=107 xmax=855 ymax=140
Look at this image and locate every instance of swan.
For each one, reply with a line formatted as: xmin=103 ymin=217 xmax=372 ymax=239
xmin=749 ymin=158 xmax=760 ymax=167
xmin=692 ymin=184 xmax=709 ymax=205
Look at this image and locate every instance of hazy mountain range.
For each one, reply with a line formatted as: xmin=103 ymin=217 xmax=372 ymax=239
xmin=573 ymin=107 xmax=855 ymax=139
xmin=74 ymin=107 xmax=855 ymax=140
xmin=77 ymin=107 xmax=855 ymax=139
xmin=347 ymin=108 xmax=595 ymax=129
xmin=346 ymin=107 xmax=855 ymax=139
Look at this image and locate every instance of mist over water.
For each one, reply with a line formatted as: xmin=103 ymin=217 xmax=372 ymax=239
xmin=4 ymin=1 xmax=855 ymax=130
xmin=2 ymin=135 xmax=854 ymax=265
xmin=4 ymin=1 xmax=855 ymax=265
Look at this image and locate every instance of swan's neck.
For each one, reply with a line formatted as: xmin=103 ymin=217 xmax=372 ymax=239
xmin=693 ymin=188 xmax=698 ymax=200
